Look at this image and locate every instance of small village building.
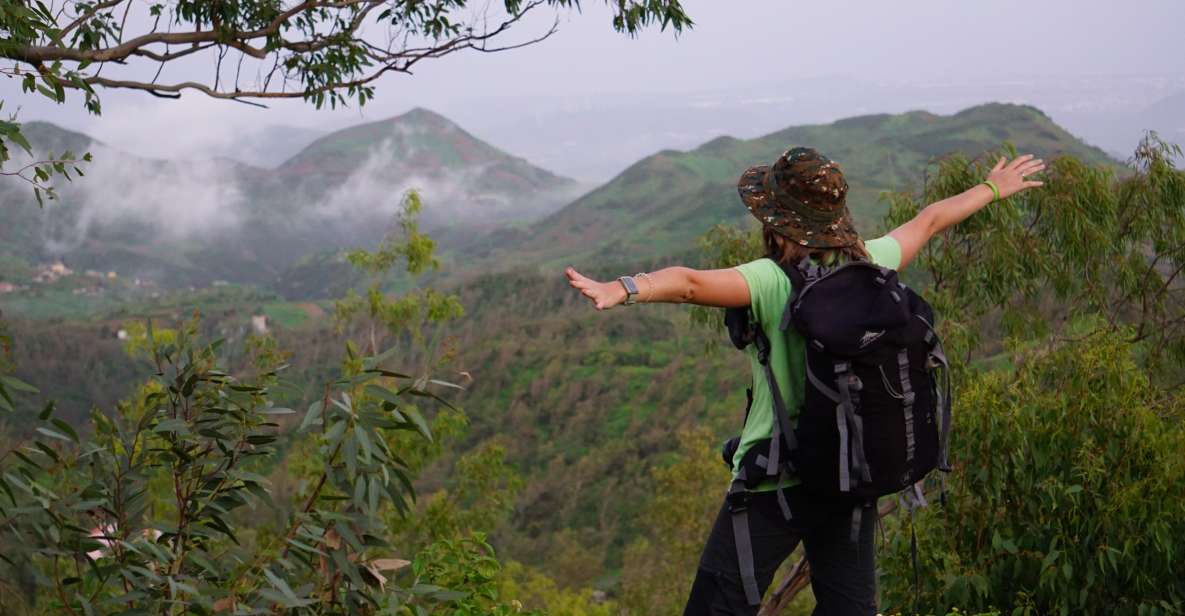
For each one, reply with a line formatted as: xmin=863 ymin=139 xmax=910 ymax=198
xmin=33 ymin=260 xmax=74 ymax=284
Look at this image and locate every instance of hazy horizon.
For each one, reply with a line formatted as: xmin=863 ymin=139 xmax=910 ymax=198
xmin=5 ymin=0 xmax=1185 ymax=180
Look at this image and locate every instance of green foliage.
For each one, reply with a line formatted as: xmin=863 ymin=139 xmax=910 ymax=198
xmin=879 ymin=335 xmax=1185 ymax=615
xmin=0 ymin=102 xmax=91 ymax=203
xmin=336 ymin=191 xmax=465 ymax=357
xmin=867 ymin=137 xmax=1185 ymax=615
xmin=407 ymin=443 xmax=523 ymax=544
xmin=404 ymin=534 xmax=524 ymax=616
xmin=0 ymin=203 xmax=491 ymax=613
xmin=0 ymin=0 xmax=96 ymax=200
xmin=883 ymin=134 xmax=1185 ymax=370
xmin=498 ymin=560 xmax=615 ymax=616
xmin=0 ymin=312 xmax=473 ymax=613
xmin=618 ymin=426 xmax=731 ymax=615
xmin=347 ymin=192 xmax=439 ymax=277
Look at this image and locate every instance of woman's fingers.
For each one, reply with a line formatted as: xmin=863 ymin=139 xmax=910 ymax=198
xmin=567 ymin=266 xmax=615 ymax=310
xmin=1018 ymin=163 xmax=1045 ymax=178
xmin=566 ymin=267 xmax=597 ymax=290
xmin=1006 ymin=154 xmax=1035 ymax=170
xmin=992 ymin=157 xmax=1007 ymax=173
xmin=1023 ymin=180 xmax=1045 ymax=188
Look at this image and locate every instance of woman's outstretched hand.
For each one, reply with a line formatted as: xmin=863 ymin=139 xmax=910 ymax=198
xmin=566 ymin=267 xmax=627 ymax=310
xmin=986 ymin=154 xmax=1046 ymax=199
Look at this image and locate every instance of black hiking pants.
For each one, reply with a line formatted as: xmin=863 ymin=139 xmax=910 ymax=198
xmin=683 ymin=487 xmax=877 ymax=616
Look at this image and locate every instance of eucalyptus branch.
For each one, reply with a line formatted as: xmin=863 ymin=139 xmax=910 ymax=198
xmin=0 ymin=156 xmax=85 ymax=190
xmin=7 ymin=0 xmax=687 ymax=110
xmin=277 ymin=383 xmax=339 ymax=562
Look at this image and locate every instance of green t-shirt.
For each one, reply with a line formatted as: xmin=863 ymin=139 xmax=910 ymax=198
xmin=731 ymin=236 xmax=903 ymax=491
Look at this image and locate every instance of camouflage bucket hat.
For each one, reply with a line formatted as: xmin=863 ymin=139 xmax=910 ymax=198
xmin=737 ymin=147 xmax=859 ymax=248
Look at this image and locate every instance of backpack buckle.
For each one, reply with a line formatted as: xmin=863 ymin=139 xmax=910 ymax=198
xmin=726 ymin=490 xmax=752 ymax=513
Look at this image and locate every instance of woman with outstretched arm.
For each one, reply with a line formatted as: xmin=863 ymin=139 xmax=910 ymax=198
xmin=565 ymin=149 xmax=1044 ymax=616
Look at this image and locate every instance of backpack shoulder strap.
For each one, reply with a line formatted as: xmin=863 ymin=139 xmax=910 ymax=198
xmin=774 ymin=258 xmax=808 ymax=332
xmin=775 ymin=258 xmax=808 ymax=298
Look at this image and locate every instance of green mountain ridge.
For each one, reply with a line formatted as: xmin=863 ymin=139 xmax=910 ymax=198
xmin=483 ymin=103 xmax=1116 ymax=271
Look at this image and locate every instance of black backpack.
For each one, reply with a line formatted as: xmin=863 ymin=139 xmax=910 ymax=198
xmin=721 ymin=257 xmax=953 ymax=606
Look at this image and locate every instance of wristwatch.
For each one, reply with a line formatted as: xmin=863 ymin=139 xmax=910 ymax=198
xmin=618 ymin=275 xmax=640 ymax=305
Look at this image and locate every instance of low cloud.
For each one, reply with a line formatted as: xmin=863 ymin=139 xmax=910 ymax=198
xmin=40 ymin=146 xmax=246 ymax=254
xmin=314 ymin=138 xmax=517 ymax=231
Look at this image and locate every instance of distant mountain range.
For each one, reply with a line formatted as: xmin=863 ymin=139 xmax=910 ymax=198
xmin=1 ymin=109 xmax=582 ymax=287
xmin=1 ymin=103 xmax=1118 ymax=295
xmin=452 ymin=76 xmax=1184 ymax=182
xmin=473 ymin=103 xmax=1116 ymax=271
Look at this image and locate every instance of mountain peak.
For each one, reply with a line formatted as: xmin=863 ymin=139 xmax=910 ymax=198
xmin=269 ymin=107 xmax=578 ymax=230
xmin=393 ymin=107 xmax=454 ymax=127
xmin=18 ymin=121 xmax=98 ymax=155
xmin=953 ymin=102 xmax=1051 ymax=124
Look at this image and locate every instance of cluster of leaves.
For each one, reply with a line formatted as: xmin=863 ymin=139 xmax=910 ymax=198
xmin=0 ymin=0 xmax=95 ymax=200
xmin=335 ymin=191 xmax=465 ymax=358
xmin=882 ymin=136 xmax=1185 ymax=373
xmin=872 ymin=138 xmax=1185 ymax=615
xmin=0 ymin=103 xmax=91 ymax=204
xmin=0 ymin=312 xmax=461 ymax=613
xmin=879 ymin=333 xmax=1185 ymax=615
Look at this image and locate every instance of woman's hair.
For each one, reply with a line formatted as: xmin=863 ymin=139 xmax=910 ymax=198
xmin=762 ymin=226 xmax=870 ymax=266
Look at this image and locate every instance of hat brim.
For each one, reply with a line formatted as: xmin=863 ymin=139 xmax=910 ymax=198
xmin=736 ymin=164 xmax=860 ymax=249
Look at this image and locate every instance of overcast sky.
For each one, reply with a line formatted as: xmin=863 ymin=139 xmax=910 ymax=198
xmin=6 ymin=0 xmax=1185 ymax=165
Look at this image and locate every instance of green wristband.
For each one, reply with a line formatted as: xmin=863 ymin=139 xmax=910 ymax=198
xmin=981 ymin=180 xmax=1001 ymax=201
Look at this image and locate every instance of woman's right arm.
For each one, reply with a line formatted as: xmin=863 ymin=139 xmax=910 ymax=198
xmin=890 ymin=154 xmax=1046 ymax=270
xmin=565 ymin=266 xmax=751 ymax=310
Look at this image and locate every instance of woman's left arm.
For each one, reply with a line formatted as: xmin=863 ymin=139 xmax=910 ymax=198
xmin=565 ymin=266 xmax=751 ymax=310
